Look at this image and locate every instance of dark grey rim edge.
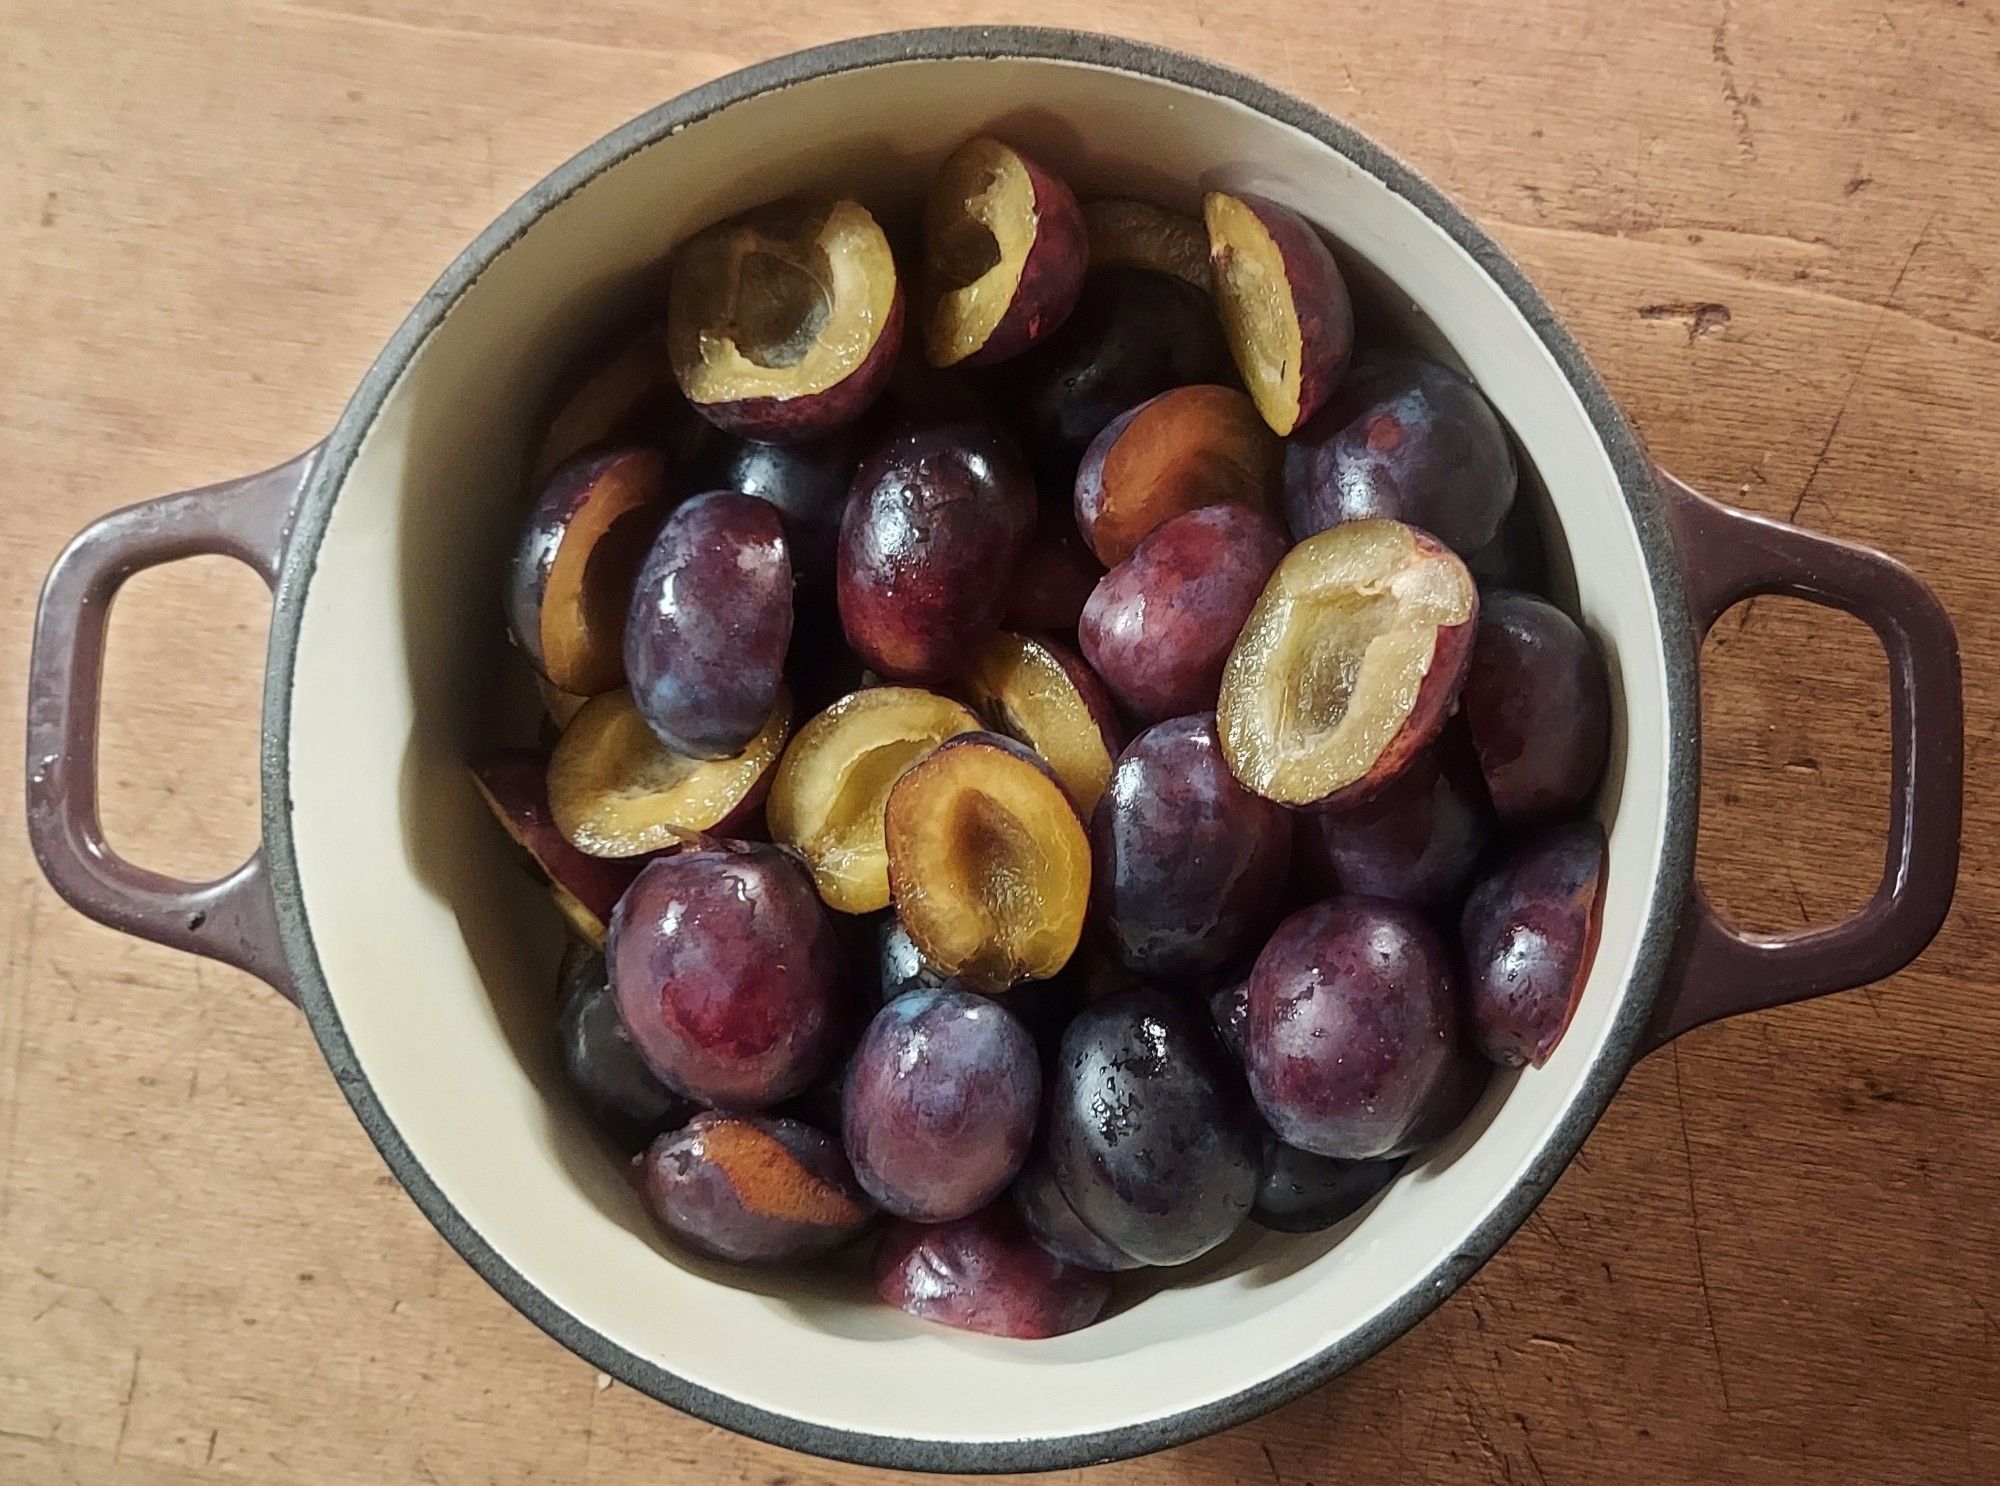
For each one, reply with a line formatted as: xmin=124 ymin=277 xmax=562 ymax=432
xmin=260 ymin=26 xmax=1699 ymax=1476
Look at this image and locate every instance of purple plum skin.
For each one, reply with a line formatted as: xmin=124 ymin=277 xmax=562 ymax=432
xmin=1282 ymin=352 xmax=1517 ymax=556
xmin=1461 ymin=590 xmax=1612 ymax=824
xmin=1315 ymin=743 xmax=1493 ymax=908
xmin=1091 ymin=715 xmax=1294 ymax=979
xmin=693 ymin=431 xmax=857 ymax=595
xmin=1080 ymin=504 xmax=1290 ymax=721
xmin=1011 ymin=1152 xmax=1146 ymax=1272
xmin=1244 ymin=898 xmax=1469 ymax=1160
xmin=1252 ymin=1137 xmax=1404 ymax=1233
xmin=607 ymin=847 xmax=842 ymax=1110
xmin=836 ymin=419 xmax=1037 ymax=683
xmin=1004 ymin=524 xmax=1104 ymax=635
xmin=1226 ymin=193 xmax=1354 ymax=432
xmin=875 ymin=1206 xmax=1112 ymax=1339
xmin=636 ymin=1111 xmax=873 ymax=1263
xmin=1048 ymin=987 xmax=1260 ymax=1266
xmin=697 ymin=289 xmax=904 ymax=444
xmin=952 ymin=156 xmax=1087 ymax=368
xmin=556 ymin=951 xmax=693 ymax=1147
xmin=842 ymin=988 xmax=1041 ymax=1223
xmin=1460 ymin=821 xmax=1608 ymax=1068
xmin=625 ymin=491 xmax=793 ymax=759
xmin=1208 ymin=979 xmax=1251 ymax=1066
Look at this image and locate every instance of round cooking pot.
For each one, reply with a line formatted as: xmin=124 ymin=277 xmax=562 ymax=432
xmin=24 ymin=27 xmax=1963 ymax=1475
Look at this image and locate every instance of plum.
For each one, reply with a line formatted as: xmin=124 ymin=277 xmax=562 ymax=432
xmin=536 ymin=676 xmax=590 ymax=731
xmin=533 ymin=321 xmax=711 ymax=478
xmin=1244 ymin=897 xmax=1474 ymax=1159
xmin=1004 ymin=524 xmax=1104 ymax=635
xmin=1081 ymin=199 xmax=1210 ymax=289
xmin=1047 ymin=987 xmax=1259 ymax=1265
xmin=1208 ymin=979 xmax=1251 ymax=1066
xmin=1204 ymin=191 xmax=1353 ymax=434
xmin=875 ymin=1206 xmax=1112 ymax=1339
xmin=1282 ymin=353 xmax=1517 ymax=556
xmin=1218 ymin=519 xmax=1479 ymax=809
xmin=1091 ymin=715 xmax=1293 ymax=979
xmin=883 ymin=732 xmax=1092 ymax=991
xmin=922 ymin=137 xmax=1085 ymax=367
xmin=667 ymin=199 xmax=902 ymax=442
xmin=607 ymin=845 xmax=842 ymax=1108
xmin=766 ymin=687 xmax=982 ymax=913
xmin=1460 ymin=821 xmax=1608 ymax=1067
xmin=1079 ymin=503 xmax=1289 ymax=721
xmin=1011 ymin=1152 xmax=1145 ymax=1272
xmin=692 ymin=430 xmax=855 ymax=594
xmin=960 ymin=632 xmax=1123 ymax=813
xmin=1252 ymin=1138 xmax=1404 ymax=1233
xmin=1073 ymin=383 xmax=1281 ymax=565
xmin=506 ymin=446 xmax=670 ymax=696
xmin=843 ymin=988 xmax=1040 ymax=1222
xmin=556 ymin=949 xmax=693 ymax=1146
xmin=637 ymin=1111 xmax=873 ymax=1263
xmin=1005 ymin=266 xmax=1232 ymax=482
xmin=626 ymin=490 xmax=793 ymax=759
xmin=1315 ymin=741 xmax=1493 ymax=908
xmin=470 ymin=750 xmax=641 ymax=945
xmin=877 ymin=915 xmax=964 ymax=1002
xmin=836 ymin=418 xmax=1036 ymax=683
xmin=547 ymin=688 xmax=789 ymax=857
xmin=1461 ymin=591 xmax=1611 ymax=823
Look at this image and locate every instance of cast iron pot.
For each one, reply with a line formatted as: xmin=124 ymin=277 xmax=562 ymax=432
xmin=23 ymin=28 xmax=1963 ymax=1475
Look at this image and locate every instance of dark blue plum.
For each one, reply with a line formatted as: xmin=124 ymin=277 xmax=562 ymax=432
xmin=1011 ymin=1152 xmax=1145 ymax=1272
xmin=1252 ymin=1137 xmax=1404 ymax=1233
xmin=556 ymin=950 xmax=693 ymax=1147
xmin=694 ymin=431 xmax=856 ymax=595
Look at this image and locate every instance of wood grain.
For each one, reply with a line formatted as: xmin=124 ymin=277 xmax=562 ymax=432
xmin=1 ymin=1 xmax=1994 ymax=1481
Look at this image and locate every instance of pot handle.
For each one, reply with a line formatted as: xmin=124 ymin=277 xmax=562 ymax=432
xmin=24 ymin=448 xmax=322 ymax=1001
xmin=1644 ymin=470 xmax=1962 ymax=1047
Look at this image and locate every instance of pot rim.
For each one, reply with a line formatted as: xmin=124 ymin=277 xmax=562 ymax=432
xmin=259 ymin=26 xmax=1700 ymax=1474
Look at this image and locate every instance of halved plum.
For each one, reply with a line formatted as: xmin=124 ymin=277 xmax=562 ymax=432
xmin=1218 ymin=519 xmax=1479 ymax=809
xmin=536 ymin=676 xmax=591 ymax=731
xmin=875 ymin=1206 xmax=1112 ymax=1339
xmin=1461 ymin=590 xmax=1611 ymax=824
xmin=637 ymin=1111 xmax=873 ymax=1263
xmin=667 ymin=199 xmax=902 ymax=443
xmin=883 ymin=732 xmax=1091 ymax=991
xmin=1203 ymin=191 xmax=1354 ymax=435
xmin=1073 ymin=384 xmax=1280 ymax=565
xmin=766 ymin=687 xmax=982 ymax=913
xmin=922 ymin=136 xmax=1086 ymax=368
xmin=1459 ymin=821 xmax=1608 ymax=1068
xmin=547 ymin=688 xmax=790 ymax=857
xmin=959 ymin=632 xmax=1123 ymax=813
xmin=1003 ymin=524 xmax=1104 ymax=635
xmin=1079 ymin=502 xmax=1290 ymax=722
xmin=505 ymin=446 xmax=669 ymax=696
xmin=470 ymin=750 xmax=641 ymax=945
xmin=532 ymin=322 xmax=710 ymax=478
xmin=625 ymin=490 xmax=793 ymax=760
xmin=1082 ymin=199 xmax=1210 ymax=289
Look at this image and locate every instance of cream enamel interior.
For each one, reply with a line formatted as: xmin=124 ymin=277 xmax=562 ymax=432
xmin=285 ymin=55 xmax=1670 ymax=1449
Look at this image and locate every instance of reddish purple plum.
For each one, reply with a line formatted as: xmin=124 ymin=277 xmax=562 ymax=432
xmin=637 ymin=1111 xmax=873 ymax=1263
xmin=1315 ymin=742 xmax=1493 ymax=908
xmin=1004 ymin=524 xmax=1104 ymax=635
xmin=1080 ymin=503 xmax=1289 ymax=721
xmin=1461 ymin=591 xmax=1611 ymax=823
xmin=1460 ymin=821 xmax=1608 ymax=1067
xmin=1091 ymin=715 xmax=1293 ymax=978
xmin=875 ymin=1206 xmax=1112 ymax=1339
xmin=625 ymin=491 xmax=793 ymax=759
xmin=842 ymin=988 xmax=1040 ymax=1222
xmin=608 ymin=846 xmax=842 ymax=1110
xmin=1244 ymin=898 xmax=1472 ymax=1159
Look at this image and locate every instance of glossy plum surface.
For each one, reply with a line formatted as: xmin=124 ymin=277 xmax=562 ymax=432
xmin=608 ymin=846 xmax=842 ymax=1109
xmin=875 ymin=915 xmax=960 ymax=1003
xmin=837 ymin=419 xmax=1036 ymax=682
xmin=1091 ymin=715 xmax=1293 ymax=978
xmin=1282 ymin=353 xmax=1517 ymax=555
xmin=1011 ymin=1152 xmax=1145 ymax=1272
xmin=875 ymin=1205 xmax=1112 ymax=1339
xmin=694 ymin=431 xmax=856 ymax=595
xmin=1080 ymin=503 xmax=1289 ymax=721
xmin=1207 ymin=979 xmax=1250 ymax=1066
xmin=1460 ymin=821 xmax=1608 ymax=1067
xmin=625 ymin=490 xmax=793 ymax=759
xmin=1244 ymin=898 xmax=1470 ymax=1159
xmin=556 ymin=950 xmax=693 ymax=1146
xmin=637 ymin=1111 xmax=873 ymax=1263
xmin=842 ymin=988 xmax=1041 ymax=1222
xmin=1003 ymin=524 xmax=1104 ymax=635
xmin=1047 ymin=987 xmax=1259 ymax=1265
xmin=1461 ymin=590 xmax=1611 ymax=824
xmin=1252 ymin=1138 xmax=1404 ymax=1233
xmin=1315 ymin=741 xmax=1493 ymax=908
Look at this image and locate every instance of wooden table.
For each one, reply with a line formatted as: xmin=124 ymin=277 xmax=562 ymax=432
xmin=2 ymin=1 xmax=1993 ymax=1481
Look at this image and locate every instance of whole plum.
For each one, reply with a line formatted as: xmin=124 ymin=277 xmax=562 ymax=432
xmin=637 ymin=1111 xmax=873 ymax=1263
